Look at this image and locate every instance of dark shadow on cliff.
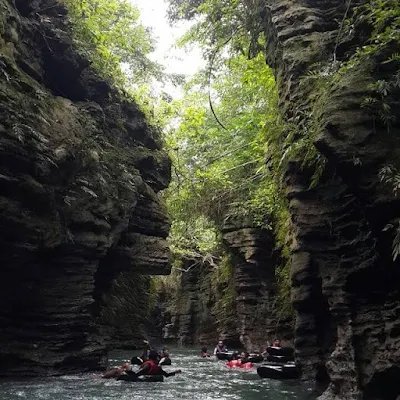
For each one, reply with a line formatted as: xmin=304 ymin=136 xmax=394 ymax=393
xmin=15 ymin=0 xmax=32 ymax=16
xmin=364 ymin=366 xmax=400 ymax=400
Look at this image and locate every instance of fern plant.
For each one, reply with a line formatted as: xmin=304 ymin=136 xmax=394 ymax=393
xmin=380 ymin=165 xmax=400 ymax=260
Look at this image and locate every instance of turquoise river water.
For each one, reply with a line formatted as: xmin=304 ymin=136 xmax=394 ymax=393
xmin=0 ymin=348 xmax=317 ymax=400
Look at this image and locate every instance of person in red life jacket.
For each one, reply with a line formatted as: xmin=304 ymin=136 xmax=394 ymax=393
xmin=213 ymin=340 xmax=228 ymax=355
xmin=272 ymin=339 xmax=281 ymax=348
xmin=129 ymin=350 xmax=181 ymax=378
xmin=239 ymin=352 xmax=250 ymax=364
xmin=227 ymin=352 xmax=248 ymax=367
xmin=238 ymin=352 xmax=253 ymax=369
xmin=226 ymin=353 xmax=253 ymax=369
xmin=130 ymin=339 xmax=154 ymax=366
xmin=200 ymin=346 xmax=211 ymax=358
xmin=262 ymin=339 xmax=281 ymax=358
xmin=227 ymin=359 xmax=241 ymax=368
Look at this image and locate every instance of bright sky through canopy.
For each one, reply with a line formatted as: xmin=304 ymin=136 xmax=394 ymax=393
xmin=128 ymin=0 xmax=205 ymax=77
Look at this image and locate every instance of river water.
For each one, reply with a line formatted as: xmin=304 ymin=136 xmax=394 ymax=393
xmin=0 ymin=348 xmax=317 ymax=400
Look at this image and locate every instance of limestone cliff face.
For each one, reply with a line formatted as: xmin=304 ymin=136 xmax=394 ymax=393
xmin=262 ymin=0 xmax=400 ymax=399
xmin=221 ymin=218 xmax=293 ymax=351
xmin=162 ymin=257 xmax=235 ymax=346
xmin=0 ymin=0 xmax=171 ymax=375
xmin=162 ymin=220 xmax=293 ymax=350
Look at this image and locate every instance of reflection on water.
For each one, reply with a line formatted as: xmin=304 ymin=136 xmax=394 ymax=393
xmin=0 ymin=348 xmax=317 ymax=400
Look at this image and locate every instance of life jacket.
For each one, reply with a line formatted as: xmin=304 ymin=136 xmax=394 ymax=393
xmin=143 ymin=360 xmax=162 ymax=375
xmin=241 ymin=362 xmax=253 ymax=369
xmin=227 ymin=359 xmax=241 ymax=368
xmin=227 ymin=360 xmax=253 ymax=369
xmin=216 ymin=344 xmax=226 ymax=353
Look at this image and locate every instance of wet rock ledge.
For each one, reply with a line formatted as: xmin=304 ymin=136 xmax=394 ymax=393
xmin=0 ymin=0 xmax=171 ymax=375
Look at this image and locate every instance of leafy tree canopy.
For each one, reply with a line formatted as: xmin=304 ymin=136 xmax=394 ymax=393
xmin=162 ymin=48 xmax=288 ymax=260
xmin=61 ymin=0 xmax=163 ymax=87
xmin=161 ymin=0 xmax=294 ymax=318
xmin=168 ymin=0 xmax=266 ymax=63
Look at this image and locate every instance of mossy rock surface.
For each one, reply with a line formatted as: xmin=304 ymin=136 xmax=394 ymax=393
xmin=0 ymin=0 xmax=171 ymax=376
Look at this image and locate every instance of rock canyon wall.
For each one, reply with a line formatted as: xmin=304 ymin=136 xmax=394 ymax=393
xmin=162 ymin=218 xmax=293 ymax=350
xmin=221 ymin=217 xmax=293 ymax=350
xmin=263 ymin=0 xmax=400 ymax=399
xmin=0 ymin=0 xmax=171 ymax=375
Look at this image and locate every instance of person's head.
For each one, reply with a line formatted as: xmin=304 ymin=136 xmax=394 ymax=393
xmin=273 ymin=339 xmax=281 ymax=346
xmin=218 ymin=340 xmax=224 ymax=346
xmin=162 ymin=347 xmax=169 ymax=355
xmin=201 ymin=346 xmax=208 ymax=353
xmin=148 ymin=350 xmax=159 ymax=362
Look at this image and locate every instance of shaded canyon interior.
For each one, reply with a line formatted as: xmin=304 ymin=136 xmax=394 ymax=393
xmin=1 ymin=1 xmax=400 ymax=400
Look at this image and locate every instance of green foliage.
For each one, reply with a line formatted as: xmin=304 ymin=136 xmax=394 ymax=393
xmin=340 ymin=0 xmax=400 ymax=129
xmin=352 ymin=0 xmax=400 ymax=60
xmin=164 ymin=52 xmax=282 ymax=229
xmin=379 ymin=164 xmax=400 ymax=196
xmin=168 ymin=0 xmax=266 ymax=65
xmin=380 ymin=165 xmax=400 ymax=260
xmin=383 ymin=219 xmax=400 ymax=261
xmin=168 ymin=217 xmax=218 ymax=259
xmin=284 ymin=0 xmax=400 ymax=188
xmin=61 ymin=0 xmax=162 ymax=87
xmin=345 ymin=0 xmax=400 ymax=259
xmin=392 ymin=223 xmax=400 ymax=261
xmin=164 ymin=0 xmax=294 ymax=322
xmin=167 ymin=0 xmax=205 ymax=21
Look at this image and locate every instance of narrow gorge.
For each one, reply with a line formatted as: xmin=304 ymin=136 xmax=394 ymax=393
xmin=1 ymin=0 xmax=400 ymax=399
xmin=162 ymin=217 xmax=293 ymax=350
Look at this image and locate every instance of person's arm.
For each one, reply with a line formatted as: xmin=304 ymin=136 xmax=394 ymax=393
xmin=213 ymin=347 xmax=217 ymax=355
xmin=141 ymin=340 xmax=150 ymax=359
xmin=135 ymin=363 xmax=150 ymax=377
xmin=161 ymin=369 xmax=182 ymax=377
xmin=102 ymin=368 xmax=120 ymax=379
xmin=158 ymin=357 xmax=166 ymax=366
